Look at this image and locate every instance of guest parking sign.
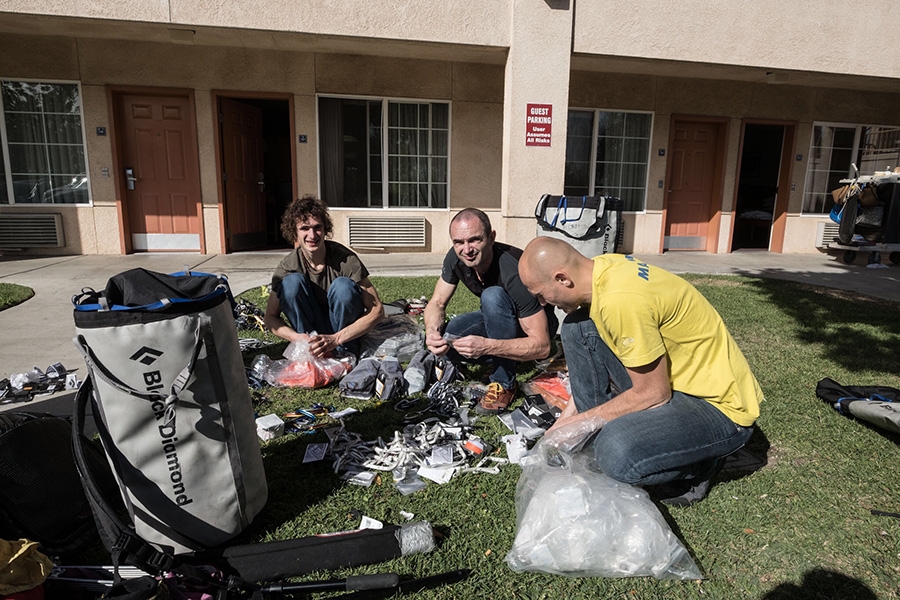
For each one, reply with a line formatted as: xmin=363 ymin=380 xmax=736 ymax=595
xmin=525 ymin=103 xmax=552 ymax=147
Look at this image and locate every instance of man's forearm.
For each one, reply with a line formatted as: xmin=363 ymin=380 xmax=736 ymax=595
xmin=423 ymin=304 xmax=446 ymax=337
xmin=482 ymin=335 xmax=550 ymax=363
xmin=265 ymin=314 xmax=301 ymax=343
xmin=335 ymin=307 xmax=383 ymax=346
xmin=585 ymin=385 xmax=671 ymax=423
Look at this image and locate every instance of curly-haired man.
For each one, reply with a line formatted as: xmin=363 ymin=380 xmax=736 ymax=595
xmin=264 ymin=195 xmax=384 ymax=357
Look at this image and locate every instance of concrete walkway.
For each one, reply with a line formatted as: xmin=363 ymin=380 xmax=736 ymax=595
xmin=1 ymin=248 xmax=897 ymax=419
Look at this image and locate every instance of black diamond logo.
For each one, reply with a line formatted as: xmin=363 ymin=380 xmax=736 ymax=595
xmin=130 ymin=346 xmax=163 ymax=365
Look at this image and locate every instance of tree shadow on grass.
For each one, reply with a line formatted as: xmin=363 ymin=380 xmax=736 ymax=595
xmin=758 ymin=568 xmax=877 ymax=600
xmin=742 ymin=277 xmax=900 ymax=375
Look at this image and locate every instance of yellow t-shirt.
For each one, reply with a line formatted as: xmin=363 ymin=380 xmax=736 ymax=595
xmin=588 ymin=254 xmax=762 ymax=427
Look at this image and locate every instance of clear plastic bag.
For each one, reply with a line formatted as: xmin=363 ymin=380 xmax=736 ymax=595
xmin=505 ymin=440 xmax=703 ymax=580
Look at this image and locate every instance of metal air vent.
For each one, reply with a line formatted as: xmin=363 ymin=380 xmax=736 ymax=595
xmin=815 ymin=221 xmax=840 ymax=248
xmin=0 ymin=213 xmax=65 ymax=248
xmin=348 ymin=216 xmax=426 ymax=248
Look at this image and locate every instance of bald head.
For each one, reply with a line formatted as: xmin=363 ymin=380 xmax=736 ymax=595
xmin=520 ymin=237 xmax=594 ymax=312
xmin=520 ymin=236 xmax=586 ymax=283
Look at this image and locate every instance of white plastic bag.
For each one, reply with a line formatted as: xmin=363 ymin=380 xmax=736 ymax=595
xmin=505 ymin=440 xmax=703 ymax=580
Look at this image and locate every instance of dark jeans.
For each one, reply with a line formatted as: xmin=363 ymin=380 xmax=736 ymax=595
xmin=276 ymin=273 xmax=364 ymax=355
xmin=443 ymin=286 xmax=521 ymax=389
xmin=561 ymin=308 xmax=753 ymax=486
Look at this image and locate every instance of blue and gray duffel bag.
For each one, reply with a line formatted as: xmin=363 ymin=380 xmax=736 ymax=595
xmin=72 ymin=268 xmax=267 ymax=558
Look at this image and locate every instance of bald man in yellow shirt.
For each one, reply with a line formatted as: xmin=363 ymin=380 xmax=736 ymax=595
xmin=520 ymin=236 xmax=762 ymax=506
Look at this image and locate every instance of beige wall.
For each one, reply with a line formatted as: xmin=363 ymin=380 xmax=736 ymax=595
xmin=500 ymin=0 xmax=574 ymax=246
xmin=2 ymin=0 xmax=510 ymax=48
xmin=8 ymin=0 xmax=898 ymax=84
xmin=1 ymin=0 xmax=170 ymax=23
xmin=3 ymin=5 xmax=900 ymax=257
xmin=573 ymin=1 xmax=900 ymax=81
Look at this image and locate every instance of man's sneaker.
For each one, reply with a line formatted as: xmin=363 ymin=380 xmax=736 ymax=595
xmin=476 ymin=382 xmax=517 ymax=415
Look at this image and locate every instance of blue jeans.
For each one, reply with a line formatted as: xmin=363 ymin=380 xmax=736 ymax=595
xmin=276 ymin=273 xmax=365 ymax=355
xmin=561 ymin=308 xmax=753 ymax=486
xmin=443 ymin=286 xmax=521 ymax=389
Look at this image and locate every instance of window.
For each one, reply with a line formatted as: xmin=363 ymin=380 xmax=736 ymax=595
xmin=0 ymin=80 xmax=90 ymax=205
xmin=564 ymin=109 xmax=652 ymax=211
xmin=803 ymin=123 xmax=900 ymax=214
xmin=318 ymin=96 xmax=449 ymax=209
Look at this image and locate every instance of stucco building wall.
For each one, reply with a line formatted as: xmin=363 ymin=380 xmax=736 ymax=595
xmin=573 ymin=1 xmax=900 ymax=81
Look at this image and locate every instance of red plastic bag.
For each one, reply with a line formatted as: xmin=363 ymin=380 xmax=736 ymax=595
xmin=273 ymin=359 xmax=346 ymax=389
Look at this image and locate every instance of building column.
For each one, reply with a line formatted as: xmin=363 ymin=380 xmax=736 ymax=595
xmin=499 ymin=0 xmax=574 ymax=244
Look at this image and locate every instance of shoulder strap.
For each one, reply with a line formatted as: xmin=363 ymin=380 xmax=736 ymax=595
xmin=71 ymin=378 xmax=178 ymax=581
xmin=72 ymin=379 xmax=218 ymax=590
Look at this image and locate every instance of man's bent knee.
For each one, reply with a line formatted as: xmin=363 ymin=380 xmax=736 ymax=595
xmin=279 ymin=272 xmax=310 ymax=298
xmin=327 ymin=276 xmax=360 ymax=303
xmin=479 ymin=286 xmax=514 ymax=311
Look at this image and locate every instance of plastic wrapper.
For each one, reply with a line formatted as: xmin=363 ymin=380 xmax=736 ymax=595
xmin=359 ymin=314 xmax=424 ymax=362
xmin=339 ymin=356 xmax=381 ymax=399
xmin=540 ymin=413 xmax=607 ymax=454
xmin=505 ymin=440 xmax=703 ymax=580
xmin=523 ymin=371 xmax=571 ymax=411
xmin=9 ymin=368 xmax=44 ymax=390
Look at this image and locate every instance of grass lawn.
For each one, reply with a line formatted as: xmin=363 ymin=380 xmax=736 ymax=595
xmin=74 ymin=273 xmax=900 ymax=599
xmin=0 ymin=282 xmax=33 ymax=311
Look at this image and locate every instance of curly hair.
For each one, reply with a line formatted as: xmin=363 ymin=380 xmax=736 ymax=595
xmin=280 ymin=195 xmax=334 ymax=245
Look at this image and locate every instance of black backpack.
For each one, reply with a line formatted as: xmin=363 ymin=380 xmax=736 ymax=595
xmin=0 ymin=411 xmax=116 ymax=556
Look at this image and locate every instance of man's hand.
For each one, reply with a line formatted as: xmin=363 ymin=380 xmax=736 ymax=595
xmin=426 ymin=330 xmax=450 ymax=356
xmin=286 ymin=331 xmax=311 ymax=344
xmin=308 ymin=333 xmax=338 ymax=358
xmin=447 ymin=335 xmax=491 ymax=359
xmin=543 ymin=411 xmax=607 ymax=454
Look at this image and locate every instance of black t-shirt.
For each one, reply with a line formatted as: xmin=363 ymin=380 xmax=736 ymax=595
xmin=441 ymin=241 xmax=545 ymax=320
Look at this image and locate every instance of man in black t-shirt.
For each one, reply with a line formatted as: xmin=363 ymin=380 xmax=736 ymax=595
xmin=424 ymin=208 xmax=556 ymax=414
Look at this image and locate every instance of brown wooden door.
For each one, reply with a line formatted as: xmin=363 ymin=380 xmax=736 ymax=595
xmin=665 ymin=121 xmax=720 ymax=250
xmin=221 ymin=98 xmax=267 ymax=251
xmin=117 ymin=93 xmax=202 ymax=251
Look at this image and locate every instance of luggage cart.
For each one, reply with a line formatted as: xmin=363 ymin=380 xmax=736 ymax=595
xmin=826 ymin=171 xmax=900 ymax=265
xmin=828 ymin=241 xmax=900 ymax=265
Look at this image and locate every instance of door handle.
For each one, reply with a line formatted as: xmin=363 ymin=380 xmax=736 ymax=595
xmin=258 ymin=172 xmax=265 ymax=192
xmin=125 ymin=168 xmax=137 ymax=191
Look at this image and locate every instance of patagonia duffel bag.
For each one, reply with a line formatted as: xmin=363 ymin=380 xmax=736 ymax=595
xmin=72 ymin=268 xmax=267 ymax=556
